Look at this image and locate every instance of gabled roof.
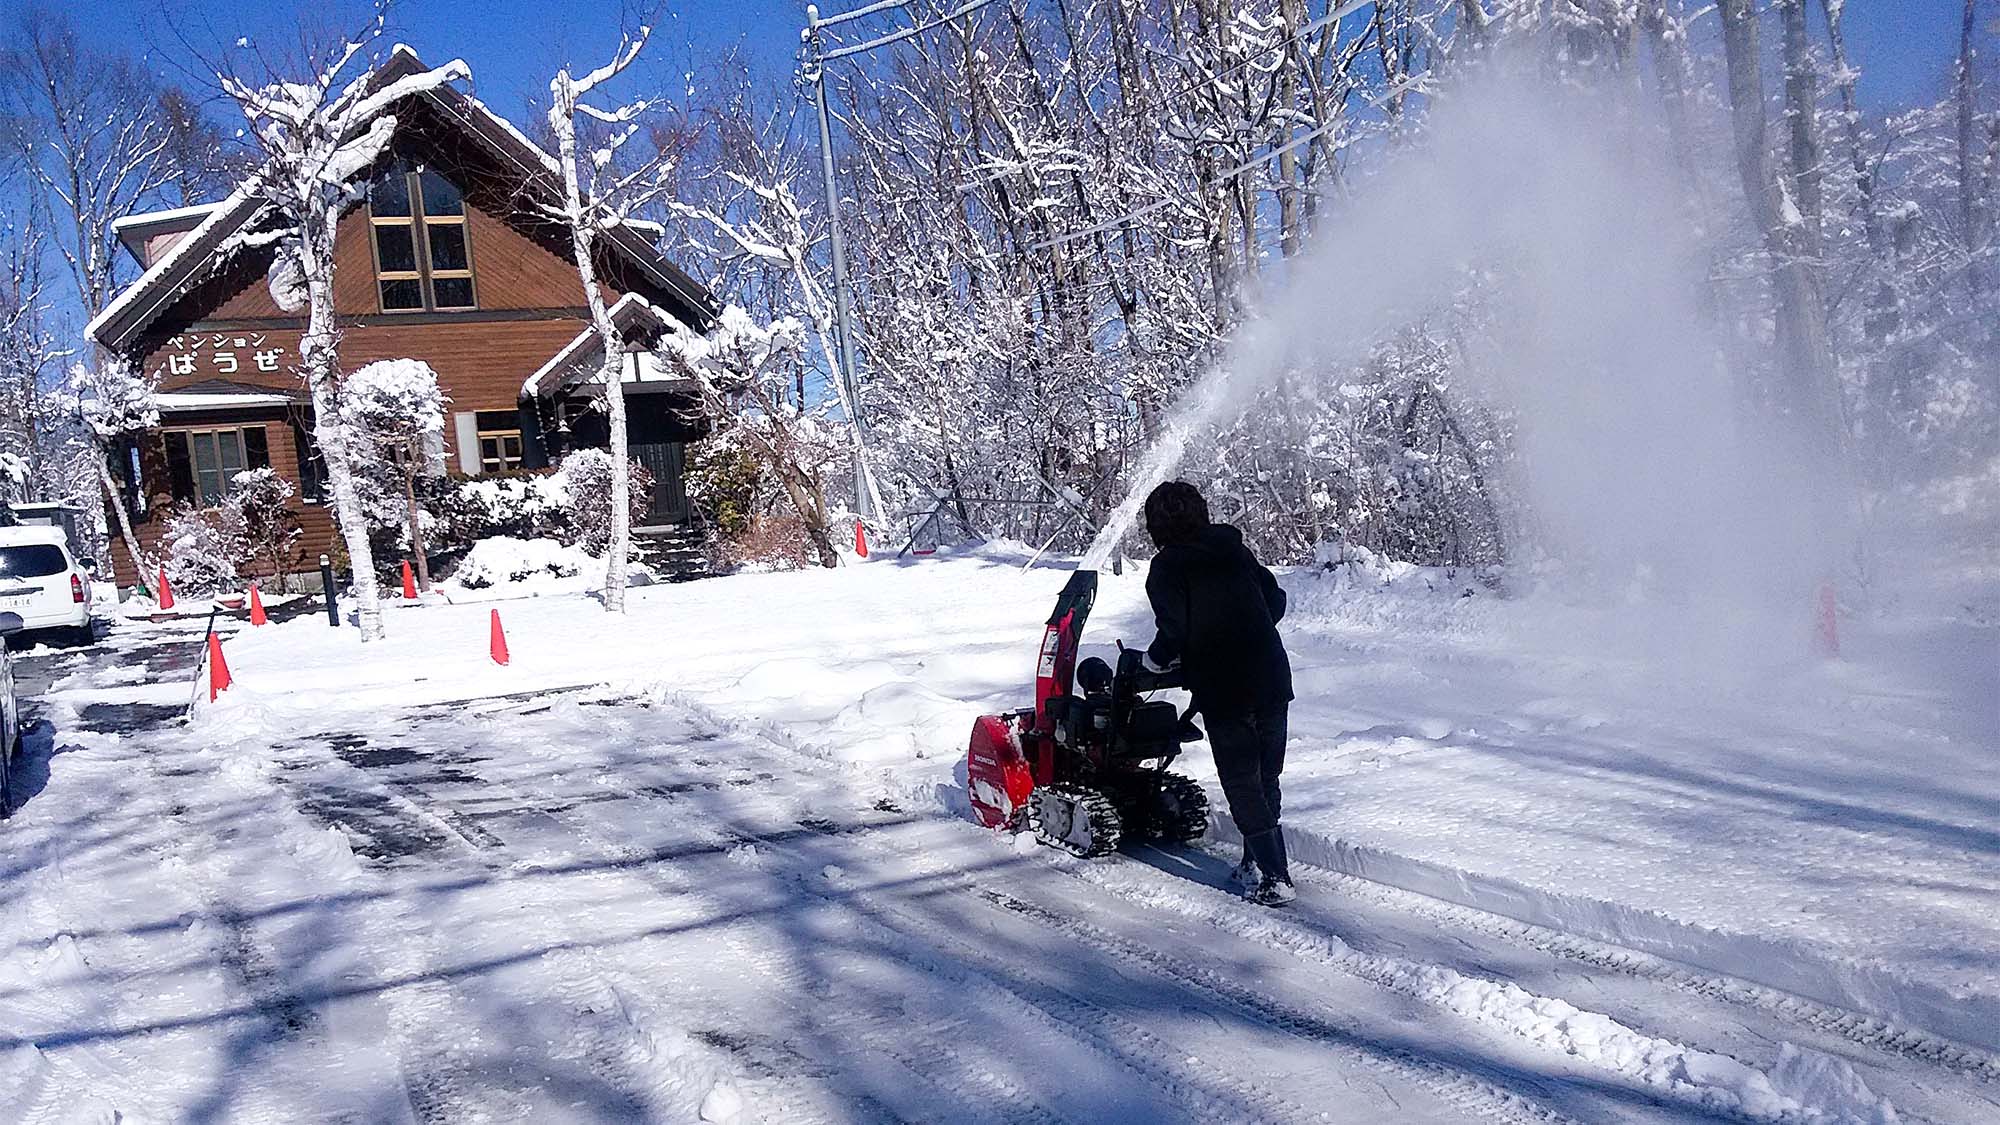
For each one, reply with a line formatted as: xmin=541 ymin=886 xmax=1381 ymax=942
xmin=523 ymin=293 xmax=696 ymax=399
xmin=87 ymin=45 xmax=717 ymax=354
xmin=523 ymin=293 xmax=694 ymax=398
xmin=111 ymin=202 xmax=227 ymax=265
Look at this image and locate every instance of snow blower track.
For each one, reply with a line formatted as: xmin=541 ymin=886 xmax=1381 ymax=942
xmin=246 ymin=686 xmax=1997 ymax=1124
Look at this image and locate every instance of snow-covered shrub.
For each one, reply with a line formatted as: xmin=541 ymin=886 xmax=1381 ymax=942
xmin=224 ymin=468 xmax=302 ymax=589
xmin=1310 ymin=539 xmax=1502 ymax=597
xmin=686 ymin=435 xmax=763 ymax=539
xmin=448 ymin=536 xmax=584 ymax=589
xmin=162 ymin=507 xmax=246 ymax=598
xmin=430 ymin=472 xmax=568 ymax=550
xmin=558 ymin=448 xmax=655 ymax=556
xmin=344 ymin=359 xmax=449 ymax=588
xmin=716 ymin=514 xmax=813 ymax=572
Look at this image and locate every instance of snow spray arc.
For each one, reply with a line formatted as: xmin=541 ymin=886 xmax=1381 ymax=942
xmin=1081 ymin=64 xmax=1845 ymax=668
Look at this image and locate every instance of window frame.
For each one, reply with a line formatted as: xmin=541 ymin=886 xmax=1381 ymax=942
xmin=367 ymin=161 xmax=479 ymax=314
xmin=161 ymin=424 xmax=272 ymax=508
xmin=476 ymin=427 xmax=525 ymax=475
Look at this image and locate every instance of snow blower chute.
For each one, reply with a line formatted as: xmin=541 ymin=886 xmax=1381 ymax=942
xmin=965 ymin=569 xmax=1209 ymax=857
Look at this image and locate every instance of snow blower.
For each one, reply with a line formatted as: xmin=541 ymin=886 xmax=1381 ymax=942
xmin=966 ymin=570 xmax=1209 ymax=856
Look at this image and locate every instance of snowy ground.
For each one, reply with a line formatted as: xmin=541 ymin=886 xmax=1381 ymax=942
xmin=0 ymin=551 xmax=1993 ymax=1122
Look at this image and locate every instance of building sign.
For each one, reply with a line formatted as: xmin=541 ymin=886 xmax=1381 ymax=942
xmin=157 ymin=333 xmax=290 ymax=379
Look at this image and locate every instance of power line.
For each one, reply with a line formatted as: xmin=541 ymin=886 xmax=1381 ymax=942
xmin=818 ymin=0 xmax=1011 ymax=62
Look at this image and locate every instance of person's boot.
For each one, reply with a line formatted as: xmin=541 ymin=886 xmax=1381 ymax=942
xmin=1228 ymin=844 xmax=1258 ymax=887
xmin=1242 ymin=829 xmax=1295 ymax=906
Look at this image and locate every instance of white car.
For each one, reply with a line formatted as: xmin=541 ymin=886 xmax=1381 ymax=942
xmin=0 ymin=611 xmax=21 ymax=814
xmin=0 ymin=526 xmax=95 ymax=643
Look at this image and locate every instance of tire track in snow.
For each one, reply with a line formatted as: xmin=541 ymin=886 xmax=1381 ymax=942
xmin=1281 ymin=858 xmax=2000 ymax=1081
xmin=359 ymin=697 xmax=1456 ymax=1122
xmin=485 ymin=698 xmax=1576 ymax=1124
xmin=659 ymin=685 xmax=1982 ymax=1122
xmin=1063 ymin=842 xmax=1998 ymax=1124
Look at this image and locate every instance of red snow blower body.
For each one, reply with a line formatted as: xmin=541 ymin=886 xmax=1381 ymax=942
xmin=965 ymin=570 xmax=1209 ymax=856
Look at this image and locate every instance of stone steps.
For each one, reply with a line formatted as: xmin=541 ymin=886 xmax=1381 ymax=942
xmin=633 ymin=524 xmax=714 ymax=583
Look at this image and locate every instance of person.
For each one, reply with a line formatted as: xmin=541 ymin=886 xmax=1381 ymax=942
xmin=1140 ymin=480 xmax=1297 ymax=906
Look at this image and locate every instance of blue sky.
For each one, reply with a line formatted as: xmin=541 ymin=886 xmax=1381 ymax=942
xmin=50 ymin=0 xmax=1985 ymax=130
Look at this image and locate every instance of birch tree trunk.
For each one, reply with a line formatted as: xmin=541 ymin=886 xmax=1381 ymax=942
xmin=93 ymin=452 xmax=150 ymax=596
xmin=301 ymin=209 xmax=386 ymax=640
xmin=548 ymin=78 xmax=632 ymax=612
xmin=1779 ymin=0 xmax=1823 ymax=255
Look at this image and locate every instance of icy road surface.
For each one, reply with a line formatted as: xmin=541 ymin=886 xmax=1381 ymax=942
xmin=0 ymin=624 xmax=1990 ymax=1122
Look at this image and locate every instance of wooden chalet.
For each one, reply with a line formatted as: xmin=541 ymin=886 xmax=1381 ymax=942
xmin=88 ymin=47 xmax=719 ymax=591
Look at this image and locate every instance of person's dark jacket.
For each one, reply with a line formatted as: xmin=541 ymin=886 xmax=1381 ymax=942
xmin=1145 ymin=522 xmax=1293 ymax=714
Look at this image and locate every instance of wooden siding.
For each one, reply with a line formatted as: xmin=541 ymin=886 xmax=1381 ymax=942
xmin=139 ymin=316 xmax=591 ymax=413
xmin=102 ymin=91 xmax=713 ymax=590
xmin=110 ymin=408 xmax=339 ymax=590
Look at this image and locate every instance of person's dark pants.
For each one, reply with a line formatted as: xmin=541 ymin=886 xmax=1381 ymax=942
xmin=1206 ymin=703 xmax=1290 ymax=881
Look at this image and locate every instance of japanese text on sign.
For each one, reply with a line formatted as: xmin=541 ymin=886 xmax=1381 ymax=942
xmin=160 ymin=334 xmax=288 ymax=379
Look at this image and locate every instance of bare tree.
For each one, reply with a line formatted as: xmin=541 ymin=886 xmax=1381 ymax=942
xmin=1717 ymin=0 xmax=1845 ymax=462
xmin=1960 ymin=0 xmax=1991 ymax=295
xmin=658 ymin=306 xmax=845 ymax=566
xmin=70 ymin=356 xmax=157 ymax=587
xmin=543 ymin=25 xmax=678 ymax=611
xmin=0 ymin=215 xmax=68 ymax=498
xmin=218 ymin=19 xmax=467 ymax=640
xmin=0 ymin=8 xmax=210 ymax=594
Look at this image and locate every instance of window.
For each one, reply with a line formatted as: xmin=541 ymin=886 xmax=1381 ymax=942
xmin=0 ymin=545 xmax=68 ymax=580
xmin=368 ymin=159 xmax=476 ymax=312
xmin=476 ymin=410 xmax=525 ymax=474
xmin=163 ymin=426 xmax=271 ymax=507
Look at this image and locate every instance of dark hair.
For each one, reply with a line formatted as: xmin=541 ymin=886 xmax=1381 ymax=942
xmin=1144 ymin=480 xmax=1209 ymax=549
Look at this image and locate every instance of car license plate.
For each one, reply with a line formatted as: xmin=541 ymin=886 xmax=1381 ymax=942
xmin=2 ymin=596 xmax=30 ymax=608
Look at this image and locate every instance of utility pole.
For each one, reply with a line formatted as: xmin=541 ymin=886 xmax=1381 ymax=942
xmin=804 ymin=4 xmax=880 ymax=523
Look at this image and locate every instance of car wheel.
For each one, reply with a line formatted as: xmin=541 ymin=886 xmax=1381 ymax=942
xmin=68 ymin=624 xmax=94 ymax=646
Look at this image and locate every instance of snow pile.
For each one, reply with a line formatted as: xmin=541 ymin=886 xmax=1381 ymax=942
xmin=1309 ymin=539 xmax=1497 ymax=597
xmin=1770 ymin=1044 xmax=1901 ymax=1125
xmin=438 ymin=535 xmax=652 ymax=602
xmin=450 ymin=473 xmax=568 ymax=531
xmin=444 ymin=537 xmax=588 ymax=590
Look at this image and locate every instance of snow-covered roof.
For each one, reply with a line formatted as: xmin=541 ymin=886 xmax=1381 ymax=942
xmin=110 ymin=201 xmax=225 ymax=234
xmin=156 ymin=391 xmax=298 ymax=412
xmin=85 ymin=186 xmax=266 ymax=349
xmin=87 ymin=48 xmax=717 ymax=355
xmin=522 ymin=293 xmax=695 ymax=399
xmin=152 ymin=378 xmax=309 ymax=414
xmin=0 ymin=525 xmax=72 ymax=547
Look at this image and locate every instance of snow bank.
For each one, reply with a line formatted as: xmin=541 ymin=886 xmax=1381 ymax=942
xmin=439 ymin=536 xmax=649 ymax=602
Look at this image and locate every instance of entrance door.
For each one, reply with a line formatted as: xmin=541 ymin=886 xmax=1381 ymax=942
xmin=631 ymin=441 xmax=689 ymax=525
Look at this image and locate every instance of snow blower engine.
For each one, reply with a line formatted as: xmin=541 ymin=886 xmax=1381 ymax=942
xmin=965 ymin=570 xmax=1210 ymax=856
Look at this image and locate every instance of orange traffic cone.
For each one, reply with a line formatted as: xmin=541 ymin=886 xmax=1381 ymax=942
xmin=402 ymin=560 xmax=418 ymax=599
xmin=207 ymin=631 xmax=232 ymax=701
xmin=854 ymin=521 xmax=868 ymax=558
xmin=158 ymin=567 xmax=175 ymax=610
xmin=1813 ymin=582 xmax=1839 ymax=658
xmin=248 ymin=583 xmax=268 ymax=627
xmin=489 ymin=609 xmax=510 ymax=666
